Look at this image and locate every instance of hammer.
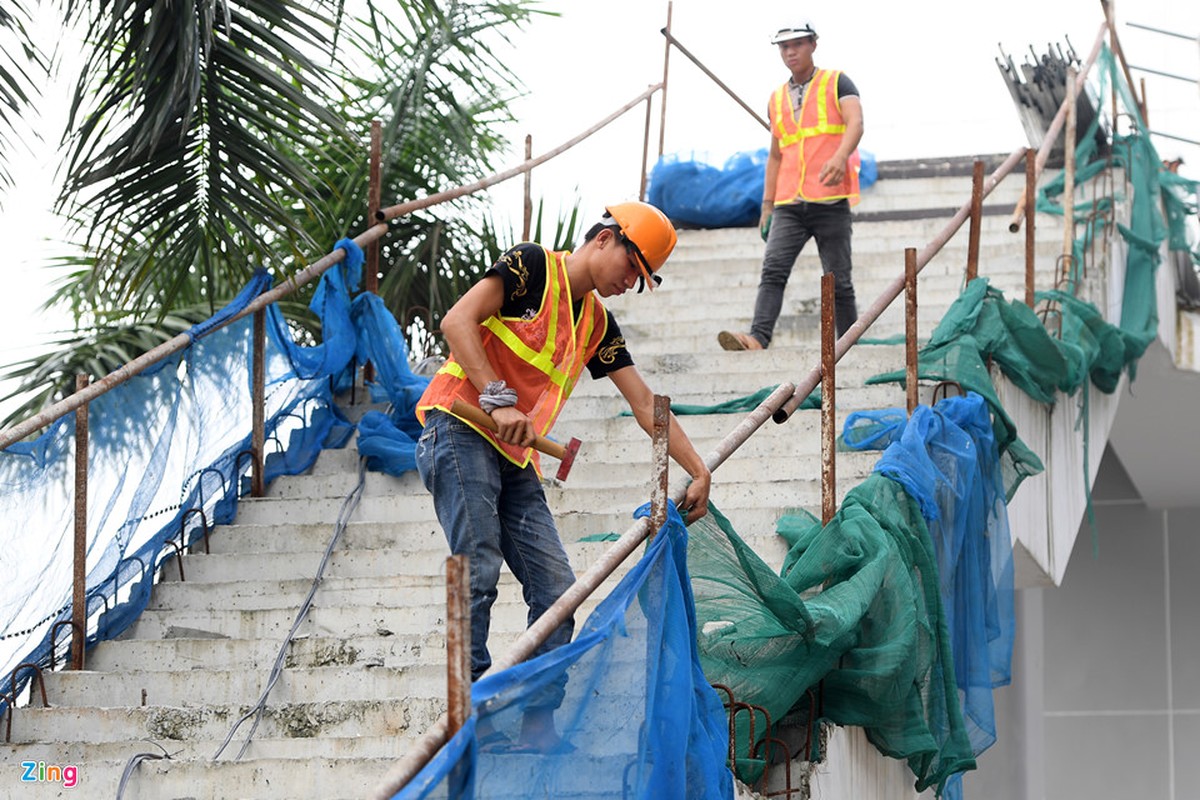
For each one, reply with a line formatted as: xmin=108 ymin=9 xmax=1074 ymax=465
xmin=449 ymin=400 xmax=582 ymax=481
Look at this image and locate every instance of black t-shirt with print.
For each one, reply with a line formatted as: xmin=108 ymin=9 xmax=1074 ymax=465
xmin=485 ymin=243 xmax=633 ymax=379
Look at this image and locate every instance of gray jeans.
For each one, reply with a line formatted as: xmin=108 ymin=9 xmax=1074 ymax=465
xmin=750 ymin=200 xmax=857 ymax=346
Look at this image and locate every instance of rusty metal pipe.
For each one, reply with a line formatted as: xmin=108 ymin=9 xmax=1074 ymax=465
xmin=658 ymin=2 xmax=672 ymax=158
xmin=659 ymin=28 xmax=769 ymax=131
xmin=251 ymin=309 xmax=265 ymax=498
xmin=445 ymin=555 xmax=471 ymax=738
xmin=72 ymin=375 xmax=88 ymax=671
xmin=376 ymin=86 xmax=662 ymax=222
xmin=650 ymin=395 xmax=670 ymax=537
xmin=774 ymin=146 xmax=1028 ymax=422
xmin=522 ymin=135 xmax=533 ymax=242
xmin=905 ymin=249 xmax=919 ymax=415
xmin=966 ymin=160 xmax=985 ymax=282
xmin=821 ymin=274 xmax=836 ymax=525
xmin=1025 ymin=148 xmax=1037 ymax=307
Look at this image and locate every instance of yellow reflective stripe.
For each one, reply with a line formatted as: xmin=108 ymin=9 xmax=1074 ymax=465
xmin=438 ymin=361 xmax=466 ymax=379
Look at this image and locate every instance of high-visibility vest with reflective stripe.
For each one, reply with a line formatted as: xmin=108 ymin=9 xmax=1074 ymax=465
xmin=416 ymin=247 xmax=608 ymax=473
xmin=769 ymin=69 xmax=860 ymax=206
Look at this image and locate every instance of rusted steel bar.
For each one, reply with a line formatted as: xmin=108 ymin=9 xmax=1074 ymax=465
xmin=1139 ymin=77 xmax=1148 ymax=127
xmin=1102 ymin=1 xmax=1146 ymax=121
xmin=905 ymin=248 xmax=919 ymax=415
xmin=658 ymin=1 xmax=672 ymax=158
xmin=966 ymin=160 xmax=985 ymax=282
xmin=650 ymin=395 xmax=671 ymax=536
xmin=774 ymin=146 xmax=1028 ymax=422
xmin=1061 ymin=65 xmax=1078 ymax=286
xmin=181 ymin=508 xmax=210 ymax=555
xmin=377 ymin=86 xmax=662 ymax=222
xmin=5 ymin=663 xmax=51 ymax=743
xmin=821 ymin=274 xmax=836 ymax=526
xmin=445 ymin=555 xmax=471 ymax=738
xmin=0 ymin=224 xmax=389 ymax=450
xmin=72 ymin=374 xmax=88 ymax=671
xmin=1025 ymin=148 xmax=1037 ymax=307
xmin=752 ymin=735 xmax=795 ymax=798
xmin=364 ymin=119 xmax=383 ymax=386
xmin=659 ymin=28 xmax=769 ymax=131
xmin=522 ymin=135 xmax=533 ymax=242
xmin=639 ymin=94 xmax=653 ymax=203
xmin=49 ymin=620 xmax=82 ymax=672
xmin=367 ymin=119 xmax=382 ymax=297
xmin=251 ymin=309 xmax=265 ymax=498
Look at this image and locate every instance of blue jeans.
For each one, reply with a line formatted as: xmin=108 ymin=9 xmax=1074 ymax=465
xmin=415 ymin=410 xmax=576 ymax=706
xmin=750 ymin=199 xmax=857 ymax=346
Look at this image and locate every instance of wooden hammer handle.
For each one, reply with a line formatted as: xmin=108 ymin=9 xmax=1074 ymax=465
xmin=449 ymin=400 xmax=566 ymax=460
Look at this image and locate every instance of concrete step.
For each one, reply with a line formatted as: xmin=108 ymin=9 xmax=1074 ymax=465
xmin=44 ymin=663 xmax=448 ymax=708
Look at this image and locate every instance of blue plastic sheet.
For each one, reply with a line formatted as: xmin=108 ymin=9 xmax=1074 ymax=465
xmin=393 ymin=502 xmax=734 ymax=800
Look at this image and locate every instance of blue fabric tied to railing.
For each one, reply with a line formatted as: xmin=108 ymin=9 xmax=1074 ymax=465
xmin=0 ymin=237 xmax=429 ymax=714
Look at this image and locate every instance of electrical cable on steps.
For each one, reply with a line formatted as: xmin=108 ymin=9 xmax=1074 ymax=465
xmin=213 ymin=453 xmax=369 ymax=761
xmin=113 ymin=452 xmax=370 ymax=798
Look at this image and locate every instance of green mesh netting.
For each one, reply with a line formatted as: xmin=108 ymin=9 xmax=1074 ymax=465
xmin=688 ymin=478 xmax=975 ymax=796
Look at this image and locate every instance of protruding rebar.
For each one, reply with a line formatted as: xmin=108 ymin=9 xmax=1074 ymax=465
xmin=905 ymin=248 xmax=919 ymax=415
xmin=72 ymin=374 xmax=89 ymax=671
xmin=966 ymin=160 xmax=985 ymax=282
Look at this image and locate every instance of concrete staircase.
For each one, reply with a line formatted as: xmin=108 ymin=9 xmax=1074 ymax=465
xmin=1 ymin=157 xmax=1091 ymax=799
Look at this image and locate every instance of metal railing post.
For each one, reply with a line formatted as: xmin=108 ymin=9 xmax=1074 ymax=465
xmin=905 ymin=249 xmax=919 ymax=415
xmin=1025 ymin=148 xmax=1037 ymax=308
xmin=658 ymin=1 xmax=672 ymax=159
xmin=446 ymin=555 xmax=471 ymax=738
xmin=364 ymin=119 xmax=382 ymax=386
xmin=1061 ymin=65 xmax=1078 ymax=287
xmin=820 ymin=274 xmax=836 ymax=525
xmin=522 ymin=135 xmax=533 ymax=242
xmin=640 ymin=95 xmax=653 ymax=202
xmin=251 ymin=309 xmax=265 ymax=498
xmin=650 ymin=395 xmax=671 ymax=536
xmin=72 ymin=374 xmax=89 ymax=671
xmin=966 ymin=160 xmax=985 ymax=282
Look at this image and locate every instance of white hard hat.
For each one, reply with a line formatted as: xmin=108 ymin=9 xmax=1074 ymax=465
xmin=770 ymin=22 xmax=817 ymax=44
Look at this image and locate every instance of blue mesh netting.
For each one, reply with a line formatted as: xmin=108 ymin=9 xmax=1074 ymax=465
xmin=0 ymin=238 xmax=430 ymax=710
xmin=392 ymin=502 xmax=734 ymax=800
xmin=647 ymin=148 xmax=877 ymax=230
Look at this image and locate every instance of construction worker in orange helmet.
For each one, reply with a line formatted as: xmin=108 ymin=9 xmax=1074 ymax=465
xmin=414 ymin=199 xmax=710 ymax=752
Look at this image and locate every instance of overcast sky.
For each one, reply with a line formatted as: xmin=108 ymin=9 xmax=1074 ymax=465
xmin=488 ymin=0 xmax=1200 ymax=229
xmin=0 ymin=0 xmax=1196 ymax=417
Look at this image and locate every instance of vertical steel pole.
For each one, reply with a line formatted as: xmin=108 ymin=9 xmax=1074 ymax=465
xmin=657 ymin=1 xmax=673 ymax=159
xmin=905 ymin=248 xmax=919 ymax=415
xmin=1025 ymin=148 xmax=1037 ymax=307
xmin=523 ymin=135 xmax=533 ymax=242
xmin=446 ymin=554 xmax=472 ymax=738
xmin=251 ymin=309 xmax=266 ymax=498
xmin=1062 ymin=66 xmax=1078 ymax=285
xmin=364 ymin=119 xmax=382 ymax=386
xmin=820 ymin=274 xmax=836 ymax=525
xmin=71 ymin=374 xmax=89 ymax=670
xmin=640 ymin=96 xmax=653 ymax=202
xmin=367 ymin=119 xmax=382 ymax=296
xmin=965 ymin=159 xmax=985 ymax=283
xmin=650 ymin=395 xmax=671 ymax=537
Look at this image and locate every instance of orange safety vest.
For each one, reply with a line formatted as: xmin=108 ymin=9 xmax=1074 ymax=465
xmin=769 ymin=69 xmax=860 ymax=206
xmin=416 ymin=247 xmax=608 ymax=474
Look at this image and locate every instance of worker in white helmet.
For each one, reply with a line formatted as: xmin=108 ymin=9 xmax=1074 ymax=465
xmin=720 ymin=20 xmax=864 ymax=350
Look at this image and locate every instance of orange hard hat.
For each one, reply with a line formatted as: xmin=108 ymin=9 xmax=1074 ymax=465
xmin=604 ymin=202 xmax=678 ymax=291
